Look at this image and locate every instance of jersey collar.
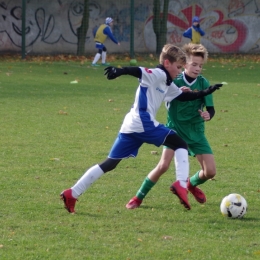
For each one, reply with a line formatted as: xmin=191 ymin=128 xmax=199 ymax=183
xmin=156 ymin=64 xmax=172 ymax=86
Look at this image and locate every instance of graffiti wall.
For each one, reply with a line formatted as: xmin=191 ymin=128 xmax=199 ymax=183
xmin=0 ymin=0 xmax=260 ymax=54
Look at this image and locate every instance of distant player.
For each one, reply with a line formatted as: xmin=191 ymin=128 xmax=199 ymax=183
xmin=183 ymin=16 xmax=205 ymax=44
xmin=92 ymin=17 xmax=120 ymax=67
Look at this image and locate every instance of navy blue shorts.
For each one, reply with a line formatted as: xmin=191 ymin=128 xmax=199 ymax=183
xmin=108 ymin=124 xmax=176 ymax=159
xmin=95 ymin=42 xmax=105 ymax=49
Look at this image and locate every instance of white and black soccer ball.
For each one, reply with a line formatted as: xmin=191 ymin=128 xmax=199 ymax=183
xmin=220 ymin=193 xmax=247 ymax=218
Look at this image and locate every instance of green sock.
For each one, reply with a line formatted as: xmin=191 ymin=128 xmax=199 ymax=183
xmin=190 ymin=171 xmax=207 ymax=187
xmin=136 ymin=177 xmax=156 ymax=200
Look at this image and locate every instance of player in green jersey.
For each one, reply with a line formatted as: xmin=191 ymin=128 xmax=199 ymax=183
xmin=126 ymin=43 xmax=217 ymax=209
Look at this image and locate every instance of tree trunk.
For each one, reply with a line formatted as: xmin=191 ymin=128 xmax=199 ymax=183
xmin=77 ymin=0 xmax=89 ymax=56
xmin=153 ymin=0 xmax=169 ymax=54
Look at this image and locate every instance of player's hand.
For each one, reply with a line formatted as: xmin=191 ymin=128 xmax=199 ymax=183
xmin=207 ymin=83 xmax=223 ymax=93
xmin=198 ymin=109 xmax=210 ymax=121
xmin=104 ymin=66 xmax=122 ymax=80
xmin=180 ymin=86 xmax=191 ymax=92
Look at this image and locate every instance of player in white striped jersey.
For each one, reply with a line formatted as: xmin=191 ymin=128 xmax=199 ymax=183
xmin=60 ymin=44 xmax=222 ymax=213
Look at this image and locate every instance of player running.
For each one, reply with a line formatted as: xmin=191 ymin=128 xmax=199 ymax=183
xmin=60 ymin=44 xmax=222 ymax=213
xmin=126 ymin=43 xmax=218 ymax=209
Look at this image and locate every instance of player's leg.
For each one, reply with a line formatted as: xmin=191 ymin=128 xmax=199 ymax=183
xmin=101 ymin=46 xmax=110 ymax=66
xmin=92 ymin=44 xmax=102 ymax=66
xmin=163 ymin=133 xmax=191 ymax=210
xmin=60 ymin=158 xmax=121 ymax=213
xmin=188 ymin=139 xmax=214 ymax=203
xmin=71 ymin=158 xmax=121 ymax=198
xmin=195 ymin=154 xmax=216 ymax=180
xmin=60 ymin=133 xmax=140 ymax=213
xmin=126 ymin=148 xmax=174 ymax=209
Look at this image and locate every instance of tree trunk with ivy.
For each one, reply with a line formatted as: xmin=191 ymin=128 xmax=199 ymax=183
xmin=153 ymin=0 xmax=169 ymax=54
xmin=77 ymin=0 xmax=89 ymax=56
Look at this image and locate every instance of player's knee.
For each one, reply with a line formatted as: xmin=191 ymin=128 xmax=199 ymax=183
xmin=204 ymin=168 xmax=216 ymax=179
xmin=157 ymin=161 xmax=170 ymax=173
xmin=99 ymin=158 xmax=121 ymax=173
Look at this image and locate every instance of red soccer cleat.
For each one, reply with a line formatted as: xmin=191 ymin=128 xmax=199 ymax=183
xmin=60 ymin=189 xmax=77 ymax=213
xmin=125 ymin=196 xmax=143 ymax=209
xmin=187 ymin=179 xmax=206 ymax=204
xmin=170 ymin=180 xmax=191 ymax=210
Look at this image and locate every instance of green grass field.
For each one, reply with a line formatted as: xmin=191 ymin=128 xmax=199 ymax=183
xmin=0 ymin=55 xmax=260 ymax=260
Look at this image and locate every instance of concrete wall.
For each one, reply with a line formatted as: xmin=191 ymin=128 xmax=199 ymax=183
xmin=0 ymin=0 xmax=260 ymax=54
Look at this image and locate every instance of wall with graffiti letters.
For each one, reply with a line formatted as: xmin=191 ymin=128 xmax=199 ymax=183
xmin=0 ymin=0 xmax=260 ymax=54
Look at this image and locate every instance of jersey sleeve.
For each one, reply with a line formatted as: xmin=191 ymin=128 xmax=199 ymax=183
xmin=138 ymin=67 xmax=165 ymax=87
xmin=103 ymin=26 xmax=118 ymax=44
xmin=202 ymin=78 xmax=214 ymax=107
xmin=183 ymin=27 xmax=192 ymax=39
xmin=164 ymin=82 xmax=182 ymax=101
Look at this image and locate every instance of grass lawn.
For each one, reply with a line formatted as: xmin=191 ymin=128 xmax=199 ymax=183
xmin=0 ymin=55 xmax=260 ymax=260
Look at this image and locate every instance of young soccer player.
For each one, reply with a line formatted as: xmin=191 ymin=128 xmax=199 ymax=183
xmin=126 ymin=43 xmax=218 ymax=209
xmin=60 ymin=44 xmax=222 ymax=213
xmin=183 ymin=16 xmax=205 ymax=44
xmin=92 ymin=17 xmax=120 ymax=66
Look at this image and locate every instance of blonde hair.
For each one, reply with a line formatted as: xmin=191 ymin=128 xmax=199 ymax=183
xmin=159 ymin=44 xmax=186 ymax=65
xmin=182 ymin=43 xmax=208 ymax=63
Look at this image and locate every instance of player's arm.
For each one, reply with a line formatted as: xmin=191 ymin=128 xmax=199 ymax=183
xmin=206 ymin=106 xmax=215 ymax=119
xmin=183 ymin=28 xmax=192 ymax=39
xmin=175 ymin=84 xmax=223 ymax=101
xmin=104 ymin=66 xmax=141 ymax=80
xmin=104 ymin=27 xmax=119 ymax=44
xmin=197 ymin=27 xmax=205 ymax=36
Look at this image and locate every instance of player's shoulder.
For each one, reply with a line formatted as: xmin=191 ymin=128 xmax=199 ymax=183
xmin=140 ymin=67 xmax=165 ymax=76
xmin=173 ymin=73 xmax=184 ymax=85
xmin=175 ymin=73 xmax=183 ymax=81
xmin=197 ymin=75 xmax=210 ymax=86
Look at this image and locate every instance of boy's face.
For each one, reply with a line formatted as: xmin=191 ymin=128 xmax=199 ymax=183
xmin=184 ymin=56 xmax=204 ymax=78
xmin=164 ymin=60 xmax=183 ymax=80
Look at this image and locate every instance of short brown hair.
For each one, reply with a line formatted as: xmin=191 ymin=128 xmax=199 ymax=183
xmin=182 ymin=43 xmax=208 ymax=63
xmin=159 ymin=44 xmax=186 ymax=65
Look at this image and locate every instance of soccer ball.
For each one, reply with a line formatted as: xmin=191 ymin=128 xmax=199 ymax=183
xmin=220 ymin=193 xmax=247 ymax=218
xmin=129 ymin=59 xmax=137 ymax=66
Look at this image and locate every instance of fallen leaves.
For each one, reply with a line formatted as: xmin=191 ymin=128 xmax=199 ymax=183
xmin=58 ymin=110 xmax=68 ymax=115
xmin=162 ymin=236 xmax=172 ymax=240
xmin=50 ymin=158 xmax=60 ymax=161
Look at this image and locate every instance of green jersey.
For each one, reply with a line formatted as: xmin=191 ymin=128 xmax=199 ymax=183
xmin=166 ymin=72 xmax=214 ymax=155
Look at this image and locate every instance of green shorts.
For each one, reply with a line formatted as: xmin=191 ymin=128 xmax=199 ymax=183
xmin=164 ymin=122 xmax=213 ymax=156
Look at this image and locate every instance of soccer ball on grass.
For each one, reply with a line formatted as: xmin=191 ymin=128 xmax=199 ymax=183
xmin=220 ymin=193 xmax=247 ymax=218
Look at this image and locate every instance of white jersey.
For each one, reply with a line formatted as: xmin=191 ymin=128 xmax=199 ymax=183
xmin=120 ymin=67 xmax=182 ymax=133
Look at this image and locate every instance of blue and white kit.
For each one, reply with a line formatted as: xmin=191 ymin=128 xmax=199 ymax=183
xmin=109 ymin=67 xmax=182 ymax=159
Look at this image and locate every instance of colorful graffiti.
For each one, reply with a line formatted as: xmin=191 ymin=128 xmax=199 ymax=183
xmin=0 ymin=0 xmax=259 ymax=54
xmin=144 ymin=5 xmax=248 ymax=52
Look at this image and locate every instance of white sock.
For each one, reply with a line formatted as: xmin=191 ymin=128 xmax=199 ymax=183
xmin=101 ymin=51 xmax=107 ymax=63
xmin=92 ymin=53 xmax=101 ymax=64
xmin=71 ymin=164 xmax=104 ymax=198
xmin=174 ymin=148 xmax=189 ymax=188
